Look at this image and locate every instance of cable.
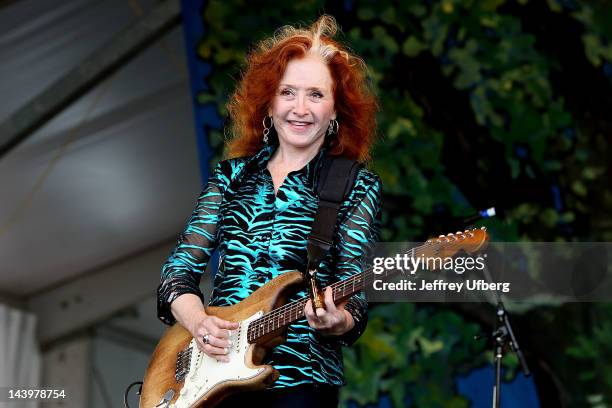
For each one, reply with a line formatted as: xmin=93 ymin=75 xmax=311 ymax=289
xmin=124 ymin=381 xmax=143 ymax=408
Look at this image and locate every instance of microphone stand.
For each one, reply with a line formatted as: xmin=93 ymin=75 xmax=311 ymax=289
xmin=488 ymin=300 xmax=531 ymax=407
xmin=464 ymin=207 xmax=531 ymax=408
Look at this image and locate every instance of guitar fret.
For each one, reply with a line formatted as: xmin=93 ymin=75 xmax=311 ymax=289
xmin=265 ymin=233 xmax=477 ymax=342
xmin=246 ymin=241 xmax=441 ymax=343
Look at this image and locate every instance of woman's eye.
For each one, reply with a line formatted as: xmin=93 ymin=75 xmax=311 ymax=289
xmin=311 ymin=92 xmax=323 ymax=98
xmin=280 ymin=89 xmax=293 ymax=96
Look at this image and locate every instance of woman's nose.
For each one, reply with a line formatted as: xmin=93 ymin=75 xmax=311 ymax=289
xmin=293 ymin=96 xmax=308 ymax=116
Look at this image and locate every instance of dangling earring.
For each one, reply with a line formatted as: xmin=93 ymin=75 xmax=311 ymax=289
xmin=262 ymin=116 xmax=273 ymax=143
xmin=327 ymin=119 xmax=339 ymax=136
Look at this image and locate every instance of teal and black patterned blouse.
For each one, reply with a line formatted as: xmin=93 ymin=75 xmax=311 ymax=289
xmin=157 ymin=143 xmax=382 ymax=389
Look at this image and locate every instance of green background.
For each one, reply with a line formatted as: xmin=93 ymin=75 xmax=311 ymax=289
xmin=189 ymin=1 xmax=612 ymax=406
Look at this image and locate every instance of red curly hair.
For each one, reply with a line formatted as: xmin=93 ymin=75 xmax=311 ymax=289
xmin=225 ymin=15 xmax=378 ymax=163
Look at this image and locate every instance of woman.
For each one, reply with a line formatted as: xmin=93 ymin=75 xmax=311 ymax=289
xmin=157 ymin=15 xmax=382 ymax=407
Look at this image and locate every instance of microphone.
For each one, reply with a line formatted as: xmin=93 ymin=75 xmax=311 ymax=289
xmin=462 ymin=207 xmax=496 ymax=225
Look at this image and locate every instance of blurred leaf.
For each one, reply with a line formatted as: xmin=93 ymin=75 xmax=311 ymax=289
xmin=402 ymin=36 xmax=427 ymax=57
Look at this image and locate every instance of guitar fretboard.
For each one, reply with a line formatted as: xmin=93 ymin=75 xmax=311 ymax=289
xmin=246 ymin=243 xmax=432 ymax=343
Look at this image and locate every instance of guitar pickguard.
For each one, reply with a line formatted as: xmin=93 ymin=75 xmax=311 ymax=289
xmin=167 ymin=311 xmax=266 ymax=408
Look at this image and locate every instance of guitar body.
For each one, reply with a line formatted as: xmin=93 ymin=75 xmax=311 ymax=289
xmin=140 ymin=271 xmax=304 ymax=408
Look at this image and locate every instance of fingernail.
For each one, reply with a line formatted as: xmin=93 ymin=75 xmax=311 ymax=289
xmin=228 ymin=340 xmax=233 ymax=346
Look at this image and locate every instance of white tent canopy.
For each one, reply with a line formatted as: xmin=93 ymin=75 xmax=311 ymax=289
xmin=0 ymin=0 xmax=202 ymax=299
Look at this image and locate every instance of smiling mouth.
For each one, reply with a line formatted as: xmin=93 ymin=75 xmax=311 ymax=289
xmin=287 ymin=120 xmax=313 ymax=131
xmin=288 ymin=120 xmax=312 ymax=126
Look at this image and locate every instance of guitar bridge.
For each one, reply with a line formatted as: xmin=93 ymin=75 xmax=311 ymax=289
xmin=175 ymin=346 xmax=192 ymax=382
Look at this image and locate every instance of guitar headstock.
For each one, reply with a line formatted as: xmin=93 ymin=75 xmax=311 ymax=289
xmin=420 ymin=227 xmax=489 ymax=258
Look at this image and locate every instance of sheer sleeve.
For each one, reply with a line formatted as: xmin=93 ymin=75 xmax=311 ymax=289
xmin=157 ymin=161 xmax=230 ymax=325
xmin=327 ymin=170 xmax=383 ymax=346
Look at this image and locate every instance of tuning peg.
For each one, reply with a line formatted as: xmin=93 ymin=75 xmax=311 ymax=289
xmin=481 ymin=226 xmax=487 ymax=231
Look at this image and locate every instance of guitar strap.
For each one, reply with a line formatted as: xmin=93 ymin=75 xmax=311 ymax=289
xmin=307 ymin=155 xmax=360 ymax=273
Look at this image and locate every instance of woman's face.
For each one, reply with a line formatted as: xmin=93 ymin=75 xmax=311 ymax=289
xmin=269 ymin=55 xmax=336 ymax=150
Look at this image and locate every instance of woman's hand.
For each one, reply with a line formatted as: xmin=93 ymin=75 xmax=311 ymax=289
xmin=189 ymin=311 xmax=239 ymax=362
xmin=169 ymin=294 xmax=239 ymax=362
xmin=304 ymin=287 xmax=354 ymax=336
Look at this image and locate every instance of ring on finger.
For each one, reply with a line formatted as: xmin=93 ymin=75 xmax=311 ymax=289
xmin=203 ymin=333 xmax=210 ymax=345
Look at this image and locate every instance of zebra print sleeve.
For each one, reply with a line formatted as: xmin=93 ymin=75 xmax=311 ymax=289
xmin=156 ymin=160 xmax=230 ymax=325
xmin=329 ymin=170 xmax=383 ymax=346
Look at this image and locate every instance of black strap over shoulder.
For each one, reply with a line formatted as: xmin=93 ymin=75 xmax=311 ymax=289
xmin=307 ymin=156 xmax=360 ymax=272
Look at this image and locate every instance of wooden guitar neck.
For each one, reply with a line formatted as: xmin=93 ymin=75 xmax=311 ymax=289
xmin=247 ymin=227 xmax=489 ymax=343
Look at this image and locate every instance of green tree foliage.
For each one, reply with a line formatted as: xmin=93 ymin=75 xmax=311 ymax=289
xmin=193 ymin=0 xmax=612 ymax=406
xmin=343 ymin=304 xmax=490 ymax=407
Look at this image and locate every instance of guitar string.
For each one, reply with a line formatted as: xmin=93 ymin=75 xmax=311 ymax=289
xmin=246 ymin=240 xmax=442 ymax=341
xmin=245 ymin=240 xmax=441 ymax=340
xmin=246 ymin=260 xmax=396 ymax=341
xmin=247 ymin=263 xmax=394 ymax=341
xmin=247 ymin=231 xmax=478 ymax=341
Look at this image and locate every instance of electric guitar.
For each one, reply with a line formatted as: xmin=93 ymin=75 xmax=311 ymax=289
xmin=140 ymin=228 xmax=489 ymax=407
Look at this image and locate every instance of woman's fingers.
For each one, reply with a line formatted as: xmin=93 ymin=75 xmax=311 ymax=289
xmin=304 ymin=299 xmax=320 ymax=326
xmin=203 ymin=332 xmax=232 ymax=348
xmin=198 ymin=336 xmax=230 ymax=362
xmin=304 ymin=288 xmax=351 ymax=336
xmin=204 ymin=317 xmax=237 ymax=338
xmin=211 ymin=316 xmax=239 ymax=330
xmin=304 ymin=299 xmax=314 ymax=319
xmin=322 ymin=287 xmax=336 ymax=313
xmin=203 ymin=343 xmax=230 ymax=356
xmin=203 ymin=325 xmax=230 ymax=341
xmin=193 ymin=315 xmax=238 ymax=362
